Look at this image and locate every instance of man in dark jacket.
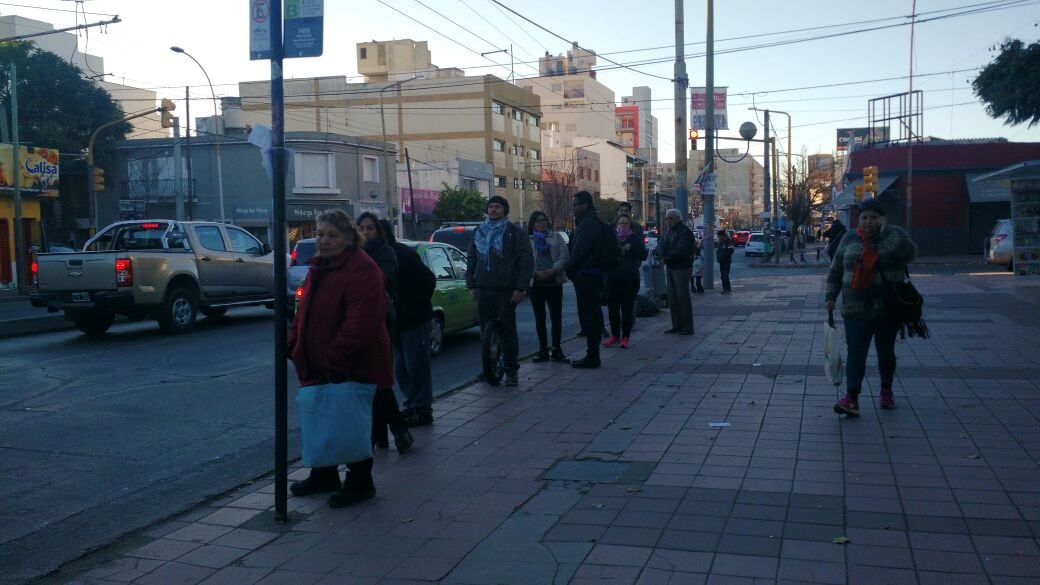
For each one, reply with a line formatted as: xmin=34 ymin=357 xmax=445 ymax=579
xmin=617 ymin=200 xmax=644 ymax=240
xmin=381 ymin=221 xmax=437 ymax=427
xmin=564 ymin=190 xmax=605 ymax=369
xmin=823 ymin=219 xmax=847 ymax=260
xmin=658 ymin=209 xmax=695 ymax=335
xmin=466 ymin=195 xmax=534 ymax=386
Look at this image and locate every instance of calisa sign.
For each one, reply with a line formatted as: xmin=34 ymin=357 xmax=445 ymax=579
xmin=0 ymin=145 xmax=60 ymax=197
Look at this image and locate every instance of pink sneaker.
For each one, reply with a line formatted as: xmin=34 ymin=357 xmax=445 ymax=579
xmin=619 ymin=337 xmax=630 ymax=348
xmin=603 ymin=336 xmax=619 ymax=347
xmin=880 ymin=388 xmax=895 ymax=409
xmin=833 ymin=394 xmax=860 ymax=416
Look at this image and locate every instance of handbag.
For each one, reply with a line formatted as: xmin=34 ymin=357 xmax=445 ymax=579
xmin=882 ymin=268 xmax=930 ymax=339
xmin=296 ymin=380 xmax=376 ymax=467
xmin=823 ymin=310 xmax=844 ymax=387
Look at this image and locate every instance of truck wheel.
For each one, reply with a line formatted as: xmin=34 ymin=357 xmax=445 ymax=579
xmin=158 ymin=287 xmax=198 ymax=334
xmin=75 ymin=311 xmax=114 ymax=336
xmin=200 ymin=307 xmax=227 ymax=319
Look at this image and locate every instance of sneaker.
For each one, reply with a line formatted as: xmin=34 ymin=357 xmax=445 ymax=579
xmin=550 ymin=347 xmax=569 ymax=362
xmin=290 ymin=473 xmax=341 ymax=497
xmin=393 ymin=429 xmax=414 ymax=453
xmin=603 ymin=335 xmax=619 ymax=347
xmin=327 ymin=486 xmax=376 ymax=508
xmin=405 ymin=411 xmax=433 ymax=427
xmin=880 ymin=389 xmax=895 ymax=410
xmin=833 ymin=394 xmax=860 ymax=416
xmin=532 ymin=348 xmax=550 ymax=363
xmin=619 ymin=337 xmax=630 ymax=348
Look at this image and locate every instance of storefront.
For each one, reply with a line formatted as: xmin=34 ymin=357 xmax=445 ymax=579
xmin=0 ymin=145 xmax=58 ymax=286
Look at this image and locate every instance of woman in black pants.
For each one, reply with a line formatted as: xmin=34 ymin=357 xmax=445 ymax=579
xmin=527 ymin=211 xmax=570 ymax=362
xmin=604 ymin=213 xmax=647 ymax=348
xmin=716 ymin=230 xmax=734 ymax=294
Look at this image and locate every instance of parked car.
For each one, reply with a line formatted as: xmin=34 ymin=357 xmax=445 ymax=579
xmin=286 ymin=238 xmax=316 ymax=318
xmin=985 ymin=219 xmax=1013 ymax=270
xmin=745 ymin=232 xmax=766 ymax=257
xmin=429 ymin=222 xmax=481 ymax=252
xmin=732 ymin=231 xmax=751 ymax=246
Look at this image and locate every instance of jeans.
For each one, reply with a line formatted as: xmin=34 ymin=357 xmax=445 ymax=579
xmin=607 ymin=278 xmax=640 ymax=338
xmin=394 ymin=320 xmax=433 ymax=416
xmin=844 ymin=316 xmax=898 ymax=396
xmin=476 ymin=288 xmax=520 ymax=372
xmin=718 ymin=259 xmax=732 ymax=291
xmin=666 ymin=268 xmax=693 ymax=332
xmin=573 ymin=273 xmax=604 ymax=358
xmin=529 ymin=284 xmax=564 ymax=349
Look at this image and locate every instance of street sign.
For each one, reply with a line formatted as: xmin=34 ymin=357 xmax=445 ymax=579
xmin=284 ymin=0 xmax=324 ymax=58
xmin=249 ymin=0 xmax=273 ymax=60
xmin=702 ymin=172 xmax=717 ymax=196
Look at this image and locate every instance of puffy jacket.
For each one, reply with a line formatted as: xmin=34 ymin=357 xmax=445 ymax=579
xmin=564 ymin=207 xmax=603 ymax=277
xmin=466 ymin=222 xmax=534 ymax=291
xmin=825 ymin=226 xmax=917 ymax=320
xmin=659 ymin=222 xmax=695 ymax=269
xmin=288 ymin=248 xmax=393 ymax=388
xmin=391 ymin=242 xmax=435 ymax=330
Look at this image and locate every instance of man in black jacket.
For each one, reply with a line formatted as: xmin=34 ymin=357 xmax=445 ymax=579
xmin=564 ymin=191 xmax=605 ymax=369
xmin=382 ymin=222 xmax=437 ymax=427
xmin=658 ymin=209 xmax=695 ymax=335
xmin=823 ymin=219 xmax=847 ymax=260
xmin=466 ymin=196 xmax=534 ymax=386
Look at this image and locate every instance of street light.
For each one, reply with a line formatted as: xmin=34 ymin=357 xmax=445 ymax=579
xmin=379 ymin=76 xmax=418 ymax=228
xmin=749 ymin=107 xmax=791 ymax=264
xmin=171 ymin=46 xmax=225 ymax=224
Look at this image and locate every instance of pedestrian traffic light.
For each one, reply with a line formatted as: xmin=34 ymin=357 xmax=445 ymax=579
xmin=689 ymin=129 xmax=699 ymax=150
xmin=92 ymin=166 xmax=105 ymax=192
xmin=160 ymin=98 xmax=176 ymax=129
xmin=863 ymin=165 xmax=879 ymax=194
xmin=854 ymin=183 xmax=864 ymax=202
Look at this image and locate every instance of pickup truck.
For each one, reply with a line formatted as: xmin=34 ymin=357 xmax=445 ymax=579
xmin=30 ymin=220 xmax=275 ymax=335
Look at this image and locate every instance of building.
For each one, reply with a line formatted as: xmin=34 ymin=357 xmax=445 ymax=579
xmin=397 ymin=157 xmax=493 ymax=239
xmin=657 ymin=149 xmax=764 ymax=229
xmin=616 ymin=87 xmax=660 ymax=222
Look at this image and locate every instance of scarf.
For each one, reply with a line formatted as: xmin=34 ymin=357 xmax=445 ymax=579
xmin=532 ymin=229 xmax=551 ymax=256
xmin=851 ymin=226 xmax=879 ymax=290
xmin=474 ymin=217 xmax=509 ymax=268
xmin=616 ymin=224 xmax=633 ymax=241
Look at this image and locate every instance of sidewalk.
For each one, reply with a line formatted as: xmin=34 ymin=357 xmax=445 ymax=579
xmin=37 ymin=270 xmax=1040 ymax=585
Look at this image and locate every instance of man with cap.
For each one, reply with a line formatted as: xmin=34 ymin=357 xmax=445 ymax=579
xmin=466 ymin=195 xmax=534 ymax=386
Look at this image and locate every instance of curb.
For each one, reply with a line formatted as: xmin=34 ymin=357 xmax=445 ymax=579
xmin=0 ymin=315 xmax=74 ymax=339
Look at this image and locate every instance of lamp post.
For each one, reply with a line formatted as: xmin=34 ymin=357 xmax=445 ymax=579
xmin=380 ymin=76 xmax=418 ymax=229
xmin=171 ymin=46 xmax=225 ymax=224
xmin=749 ymin=107 xmax=791 ymax=264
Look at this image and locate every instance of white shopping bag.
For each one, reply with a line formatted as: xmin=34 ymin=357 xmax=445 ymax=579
xmin=823 ymin=311 xmax=844 ymax=387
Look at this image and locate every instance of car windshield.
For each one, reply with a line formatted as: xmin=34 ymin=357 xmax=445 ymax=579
xmin=292 ymin=241 xmax=317 ymax=265
xmin=749 ymin=234 xmax=763 ymax=243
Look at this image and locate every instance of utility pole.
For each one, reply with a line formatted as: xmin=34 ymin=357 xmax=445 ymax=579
xmin=673 ymin=0 xmax=688 ymax=230
xmin=185 ymin=86 xmax=194 ymax=220
xmin=10 ymin=64 xmax=25 ymax=293
xmin=906 ymin=0 xmax=917 ymax=233
xmin=702 ymin=0 xmax=717 ymax=288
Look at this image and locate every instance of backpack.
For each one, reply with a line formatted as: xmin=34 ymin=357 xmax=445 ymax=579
xmin=599 ymin=221 xmax=622 ymax=270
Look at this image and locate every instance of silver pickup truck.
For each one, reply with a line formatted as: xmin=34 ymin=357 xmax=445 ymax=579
xmin=30 ymin=220 xmax=275 ymax=335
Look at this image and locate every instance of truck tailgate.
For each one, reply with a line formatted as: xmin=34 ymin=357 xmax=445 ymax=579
xmin=35 ymin=252 xmax=119 ymax=292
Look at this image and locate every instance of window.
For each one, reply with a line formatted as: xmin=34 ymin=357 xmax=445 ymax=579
xmin=512 ymin=144 xmax=523 ymax=156
xmin=520 ymin=179 xmax=526 ymax=190
xmin=461 ymin=178 xmax=477 ymax=191
xmin=425 ymin=246 xmax=454 ymax=280
xmin=491 ymin=101 xmax=504 ymax=115
xmin=359 ymin=47 xmax=367 ymax=59
xmin=563 ymin=80 xmax=584 ymax=99
xmin=527 ymin=115 xmax=538 ymax=127
xmin=493 ymin=139 xmax=505 ymax=152
xmin=362 ymin=155 xmax=379 ymax=183
xmin=551 ymin=82 xmax=562 ymax=93
xmin=295 ymin=152 xmax=337 ymax=192
xmin=495 ymin=175 xmax=507 ymax=188
xmin=448 ymin=248 xmax=468 ymax=279
xmin=513 ymin=178 xmax=520 ymax=189
xmin=513 ymin=109 xmax=523 ymax=121
xmin=227 ymin=227 xmax=263 ymax=255
xmin=195 ymin=226 xmax=226 ymax=251
xmin=594 ymin=170 xmax=599 ymax=182
xmin=529 ymin=149 xmax=540 ymax=161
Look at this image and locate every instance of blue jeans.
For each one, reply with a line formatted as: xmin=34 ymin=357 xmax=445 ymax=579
xmin=844 ymin=316 xmax=898 ymax=396
xmin=394 ymin=320 xmax=433 ymax=416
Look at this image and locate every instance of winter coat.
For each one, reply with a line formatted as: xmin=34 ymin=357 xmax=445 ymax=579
xmin=658 ymin=222 xmax=695 ymax=270
xmin=716 ymin=237 xmax=735 ymax=264
xmin=565 ymin=207 xmax=603 ymax=278
xmin=529 ymin=230 xmax=570 ymax=286
xmin=364 ymin=238 xmax=399 ymax=300
xmin=824 ymin=222 xmax=847 ymax=259
xmin=466 ymin=222 xmax=534 ymax=291
xmin=391 ymin=242 xmax=435 ymax=331
xmin=825 ymin=226 xmax=917 ymax=320
xmin=609 ymin=233 xmax=647 ymax=282
xmin=288 ymin=248 xmax=393 ymax=388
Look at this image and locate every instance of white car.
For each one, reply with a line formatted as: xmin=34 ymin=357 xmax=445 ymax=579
xmin=985 ymin=219 xmax=1013 ymax=269
xmin=744 ymin=232 xmax=766 ymax=257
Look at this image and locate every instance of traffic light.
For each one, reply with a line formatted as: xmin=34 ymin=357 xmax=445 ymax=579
xmin=92 ymin=166 xmax=105 ymax=192
xmin=854 ymin=183 xmax=865 ymax=202
xmin=160 ymin=98 xmax=176 ymax=129
xmin=863 ymin=165 xmax=879 ymax=195
xmin=689 ymin=129 xmax=699 ymax=150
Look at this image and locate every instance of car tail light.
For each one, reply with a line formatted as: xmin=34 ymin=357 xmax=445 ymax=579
xmin=31 ymin=260 xmax=38 ymax=286
xmin=140 ymin=222 xmax=161 ymax=230
xmin=453 ymin=226 xmax=465 ymax=232
xmin=290 ymin=248 xmax=297 ymax=264
xmin=115 ymin=258 xmax=133 ymax=287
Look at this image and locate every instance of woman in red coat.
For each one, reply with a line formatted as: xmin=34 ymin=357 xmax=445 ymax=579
xmin=287 ymin=209 xmax=393 ymax=508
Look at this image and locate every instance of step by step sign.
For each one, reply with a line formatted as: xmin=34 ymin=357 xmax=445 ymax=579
xmin=284 ymin=0 xmax=323 ymax=58
xmin=249 ymin=0 xmax=272 ymax=60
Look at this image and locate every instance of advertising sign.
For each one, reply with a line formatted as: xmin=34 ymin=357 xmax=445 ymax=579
xmin=690 ymin=87 xmax=729 ymax=131
xmin=0 ymin=145 xmax=59 ymax=197
xmin=401 ymin=188 xmax=442 ymax=215
xmin=284 ymin=0 xmax=324 ymax=58
xmin=836 ymin=127 xmax=889 ymax=151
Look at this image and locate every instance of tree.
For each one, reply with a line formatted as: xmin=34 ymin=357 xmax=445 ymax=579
xmin=973 ymin=38 xmax=1040 ymax=127
xmin=780 ymin=168 xmax=826 ymax=249
xmin=539 ymin=160 xmax=576 ymax=229
xmin=598 ymin=197 xmax=621 ymax=223
xmin=433 ymin=184 xmax=487 ymax=222
xmin=0 ymin=41 xmax=131 ymax=241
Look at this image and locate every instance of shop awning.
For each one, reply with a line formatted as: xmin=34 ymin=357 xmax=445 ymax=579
xmin=832 ymin=175 xmax=899 ymax=208
xmin=965 ymin=173 xmax=1011 ymax=203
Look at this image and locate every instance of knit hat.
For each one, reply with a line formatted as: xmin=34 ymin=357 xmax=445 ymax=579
xmin=858 ymin=198 xmax=885 ymax=216
xmin=487 ymin=195 xmax=510 ymax=215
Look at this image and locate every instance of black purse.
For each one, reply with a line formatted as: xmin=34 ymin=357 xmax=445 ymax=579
xmin=882 ymin=268 xmax=929 ymax=339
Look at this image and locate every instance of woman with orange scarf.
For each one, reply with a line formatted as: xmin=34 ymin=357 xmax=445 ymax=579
xmin=824 ymin=199 xmax=917 ymax=416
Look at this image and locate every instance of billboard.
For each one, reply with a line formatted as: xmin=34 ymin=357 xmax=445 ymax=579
xmin=836 ymin=127 xmax=889 ymax=152
xmin=690 ymin=87 xmax=728 ymax=131
xmin=0 ymin=145 xmax=59 ymax=197
xmin=400 ymin=187 xmax=441 ymax=215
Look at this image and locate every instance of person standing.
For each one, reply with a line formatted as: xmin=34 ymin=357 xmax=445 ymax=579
xmin=690 ymin=237 xmax=705 ymax=294
xmin=825 ymin=199 xmax=917 ymax=416
xmin=379 ymin=220 xmax=437 ymax=428
xmin=466 ymin=196 xmax=534 ymax=386
xmin=564 ymin=191 xmax=606 ymax=368
xmin=616 ymin=200 xmax=644 ymax=240
xmin=527 ymin=210 xmax=570 ymax=363
xmin=287 ymin=209 xmax=391 ymax=508
xmin=824 ymin=218 xmax=847 ymax=260
xmin=657 ymin=209 xmax=695 ymax=335
xmin=716 ymin=229 xmax=734 ymax=294
xmin=604 ymin=213 xmax=646 ymax=348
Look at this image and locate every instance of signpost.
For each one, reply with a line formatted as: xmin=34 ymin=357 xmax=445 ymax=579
xmin=283 ymin=0 xmax=324 ymax=58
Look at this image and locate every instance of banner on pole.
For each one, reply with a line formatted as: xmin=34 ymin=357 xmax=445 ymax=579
xmin=690 ymin=87 xmax=728 ymax=131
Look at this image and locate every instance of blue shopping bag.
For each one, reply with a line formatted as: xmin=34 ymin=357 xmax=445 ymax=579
xmin=296 ymin=381 xmax=376 ymax=468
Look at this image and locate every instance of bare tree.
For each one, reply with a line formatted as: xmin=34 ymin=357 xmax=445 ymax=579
xmin=539 ymin=159 xmax=576 ymax=230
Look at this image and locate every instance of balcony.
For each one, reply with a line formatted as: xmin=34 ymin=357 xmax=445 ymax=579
xmin=120 ymin=179 xmax=197 ymax=203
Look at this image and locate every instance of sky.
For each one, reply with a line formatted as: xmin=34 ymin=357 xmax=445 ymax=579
xmin=5 ymin=0 xmax=1040 ymax=164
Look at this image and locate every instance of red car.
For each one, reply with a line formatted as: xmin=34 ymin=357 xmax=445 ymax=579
xmin=732 ymin=231 xmax=751 ymax=246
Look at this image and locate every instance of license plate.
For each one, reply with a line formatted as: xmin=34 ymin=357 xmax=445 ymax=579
xmin=71 ymin=292 xmax=90 ymax=303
